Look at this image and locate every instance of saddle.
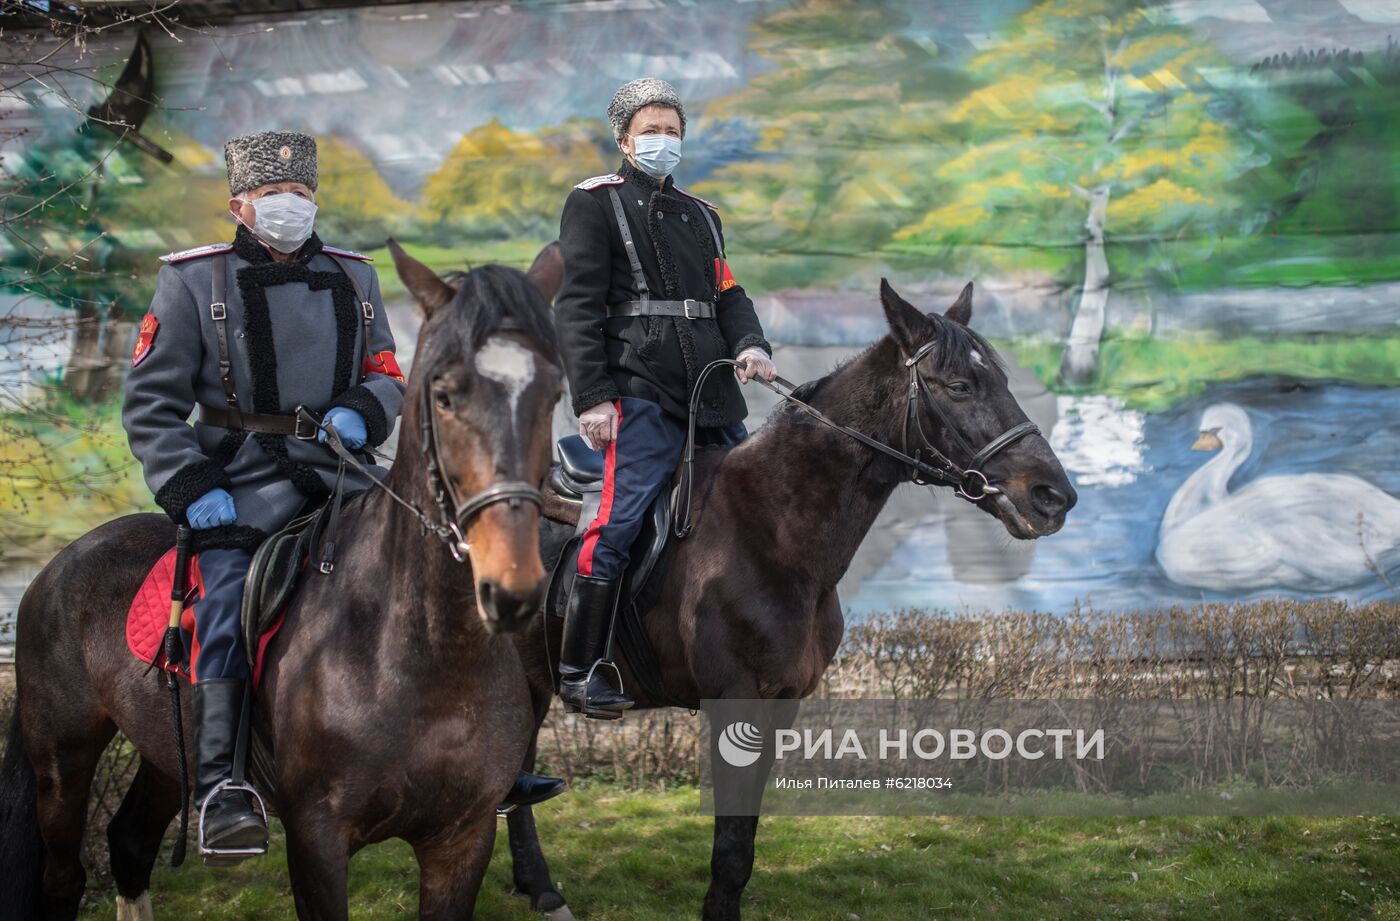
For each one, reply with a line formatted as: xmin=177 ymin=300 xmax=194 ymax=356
xmin=127 ymin=503 xmax=340 ymax=800
xmin=126 ymin=503 xmax=334 ymax=690
xmin=545 ymin=434 xmax=683 ymax=706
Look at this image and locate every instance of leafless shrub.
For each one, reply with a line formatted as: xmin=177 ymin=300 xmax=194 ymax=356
xmin=540 ymin=598 xmax=1400 ymax=787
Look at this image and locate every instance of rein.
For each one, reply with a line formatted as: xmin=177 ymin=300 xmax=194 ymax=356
xmin=298 ymin=389 xmax=542 ymax=563
xmin=672 ymin=344 xmax=1040 ymax=539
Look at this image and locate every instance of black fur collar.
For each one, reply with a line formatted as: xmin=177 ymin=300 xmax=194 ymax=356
xmin=619 ymin=158 xmax=674 ymax=194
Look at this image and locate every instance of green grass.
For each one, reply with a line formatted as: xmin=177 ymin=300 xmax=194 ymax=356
xmin=76 ymin=781 xmax=1400 ymax=920
xmin=1007 ymin=333 xmax=1400 ymax=411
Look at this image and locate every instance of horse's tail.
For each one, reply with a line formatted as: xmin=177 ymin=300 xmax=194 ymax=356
xmin=0 ymin=706 xmax=44 ymax=920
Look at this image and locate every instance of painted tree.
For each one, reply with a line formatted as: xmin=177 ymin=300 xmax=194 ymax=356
xmin=894 ymin=0 xmax=1253 ymax=383
xmin=420 ymin=117 xmax=608 ymax=241
xmin=695 ymin=0 xmax=976 ymax=290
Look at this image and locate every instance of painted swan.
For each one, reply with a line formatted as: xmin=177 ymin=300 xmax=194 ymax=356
xmin=1155 ymin=402 xmax=1400 ymax=592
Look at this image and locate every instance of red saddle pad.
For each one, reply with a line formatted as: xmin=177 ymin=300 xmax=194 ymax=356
xmin=127 ymin=547 xmax=287 ymax=689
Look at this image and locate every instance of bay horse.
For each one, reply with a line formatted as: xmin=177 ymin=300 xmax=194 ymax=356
xmin=0 ymin=242 xmax=565 ymax=921
xmin=500 ymin=278 xmax=1079 ymax=921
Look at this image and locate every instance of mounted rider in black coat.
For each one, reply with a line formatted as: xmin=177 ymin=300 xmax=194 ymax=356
xmin=554 ymin=77 xmax=778 ymax=718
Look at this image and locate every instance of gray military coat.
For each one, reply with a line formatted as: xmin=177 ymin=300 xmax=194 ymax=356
xmin=122 ymin=226 xmax=406 ymax=551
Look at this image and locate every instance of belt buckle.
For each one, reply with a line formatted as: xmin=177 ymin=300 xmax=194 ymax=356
xmin=293 ymin=407 xmax=318 ymax=441
xmin=683 ymin=299 xmax=699 ymax=320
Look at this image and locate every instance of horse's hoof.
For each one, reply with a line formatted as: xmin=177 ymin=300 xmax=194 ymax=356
xmin=544 ymin=905 xmax=576 ymax=921
xmin=116 ymin=892 xmax=154 ymax=921
xmin=532 ymin=890 xmax=567 ymax=913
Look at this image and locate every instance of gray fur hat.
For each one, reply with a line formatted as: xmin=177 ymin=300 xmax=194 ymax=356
xmin=224 ymin=130 xmax=318 ymax=196
xmin=607 ymin=77 xmax=686 ymax=144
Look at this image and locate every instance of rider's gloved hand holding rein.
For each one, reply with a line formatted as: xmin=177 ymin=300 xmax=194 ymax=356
xmin=318 ymin=406 xmax=369 ymax=451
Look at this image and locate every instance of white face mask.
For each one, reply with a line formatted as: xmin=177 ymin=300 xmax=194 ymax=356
xmin=239 ymin=191 xmax=317 ymax=253
xmin=629 ymin=133 xmax=682 ymax=179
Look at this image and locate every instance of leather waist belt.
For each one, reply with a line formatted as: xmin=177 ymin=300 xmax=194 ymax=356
xmin=198 ymin=403 xmax=319 ymax=439
xmin=607 ymin=299 xmax=714 ymax=319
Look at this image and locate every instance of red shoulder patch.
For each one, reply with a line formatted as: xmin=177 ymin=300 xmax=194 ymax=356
xmin=364 ymin=350 xmax=405 ymax=383
xmin=715 ymin=258 xmax=737 ymax=293
xmin=131 ymin=314 xmax=159 ymax=367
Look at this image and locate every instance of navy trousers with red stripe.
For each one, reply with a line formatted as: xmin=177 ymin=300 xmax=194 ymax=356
xmin=576 ymin=396 xmax=745 ymax=581
xmin=192 ymin=547 xmax=251 ymax=680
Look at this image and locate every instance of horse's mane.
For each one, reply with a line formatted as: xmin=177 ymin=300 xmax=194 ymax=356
xmin=416 ymin=263 xmax=558 ymax=374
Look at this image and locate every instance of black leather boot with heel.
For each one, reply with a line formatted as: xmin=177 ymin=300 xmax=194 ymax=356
xmin=559 ymin=573 xmax=635 ymax=719
xmin=193 ymin=678 xmax=268 ymax=862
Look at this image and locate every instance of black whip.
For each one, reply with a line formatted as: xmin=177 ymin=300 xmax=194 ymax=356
xmin=162 ymin=524 xmax=193 ymax=867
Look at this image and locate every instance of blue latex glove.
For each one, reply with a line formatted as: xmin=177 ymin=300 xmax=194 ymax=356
xmin=319 ymin=406 xmax=368 ymax=450
xmin=186 ymin=488 xmax=236 ymax=529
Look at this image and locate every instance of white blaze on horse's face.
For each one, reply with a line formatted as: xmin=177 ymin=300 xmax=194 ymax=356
xmin=970 ymin=349 xmax=986 ymax=369
xmin=474 ymin=336 xmax=535 ymax=419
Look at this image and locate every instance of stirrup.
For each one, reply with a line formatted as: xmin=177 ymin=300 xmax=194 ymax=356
xmin=564 ymin=658 xmax=630 ymax=718
xmin=198 ymin=779 xmax=270 ymax=865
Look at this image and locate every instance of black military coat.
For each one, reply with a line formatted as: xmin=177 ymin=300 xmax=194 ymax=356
xmin=555 ymin=160 xmax=771 ymax=429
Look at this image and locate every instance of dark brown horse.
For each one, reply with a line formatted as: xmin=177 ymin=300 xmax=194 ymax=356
xmin=501 ymin=279 xmax=1078 ymax=921
xmin=0 ymin=243 xmax=565 ymax=921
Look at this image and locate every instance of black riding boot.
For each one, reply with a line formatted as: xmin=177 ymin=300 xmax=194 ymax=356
xmin=497 ymin=770 xmax=568 ymax=815
xmin=559 ymin=574 xmax=634 ymax=719
xmin=193 ymin=678 xmax=268 ymax=861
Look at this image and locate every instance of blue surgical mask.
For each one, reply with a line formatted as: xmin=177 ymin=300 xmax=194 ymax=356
xmin=629 ymin=134 xmax=682 ymax=179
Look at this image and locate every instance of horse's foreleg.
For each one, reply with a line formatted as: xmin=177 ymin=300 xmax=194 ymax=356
xmin=701 ymin=698 xmax=800 ymax=921
xmin=107 ymin=758 xmax=180 ymax=920
xmin=283 ymin=814 xmax=350 ymax=921
xmin=413 ymin=813 xmax=497 ymax=921
xmin=507 ymin=729 xmax=573 ymax=919
xmin=701 ymin=814 xmax=760 ymax=921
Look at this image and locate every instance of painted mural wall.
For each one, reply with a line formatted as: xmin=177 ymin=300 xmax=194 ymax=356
xmin=2 ymin=0 xmax=1398 ymax=631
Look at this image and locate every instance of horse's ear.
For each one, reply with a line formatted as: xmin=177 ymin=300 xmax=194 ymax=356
xmin=945 ymin=282 xmax=973 ymax=325
xmin=526 ymin=241 xmax=564 ymax=306
xmin=879 ymin=278 xmax=932 ymax=357
xmin=387 ymin=238 xmax=454 ymax=318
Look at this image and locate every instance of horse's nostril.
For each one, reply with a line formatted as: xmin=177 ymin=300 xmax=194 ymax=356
xmin=1031 ymin=482 xmax=1073 ymax=516
xmin=477 ymin=579 xmax=499 ymax=619
xmin=477 ymin=578 xmax=543 ymax=627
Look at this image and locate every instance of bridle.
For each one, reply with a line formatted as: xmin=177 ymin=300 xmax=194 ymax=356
xmin=673 ymin=340 xmax=1040 ymax=538
xmin=417 ymin=376 xmax=543 ymax=561
xmin=304 ymin=345 xmax=544 ymax=564
xmin=898 ymin=337 xmax=1040 ymax=500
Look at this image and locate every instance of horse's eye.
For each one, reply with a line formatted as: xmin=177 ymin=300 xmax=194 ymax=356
xmin=947 ymin=381 xmax=972 ymax=397
xmin=433 ymin=389 xmax=452 ymax=410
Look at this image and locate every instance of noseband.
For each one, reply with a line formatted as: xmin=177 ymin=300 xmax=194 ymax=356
xmin=674 ymin=341 xmax=1040 ymax=538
